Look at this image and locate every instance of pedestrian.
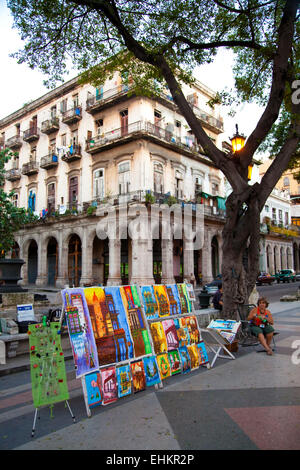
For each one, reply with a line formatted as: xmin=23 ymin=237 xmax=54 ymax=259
xmin=212 ymin=284 xmax=223 ymax=311
xmin=247 ymin=297 xmax=274 ymax=355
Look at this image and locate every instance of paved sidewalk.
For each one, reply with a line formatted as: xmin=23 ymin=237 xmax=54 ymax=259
xmin=0 ymin=301 xmax=299 ymax=450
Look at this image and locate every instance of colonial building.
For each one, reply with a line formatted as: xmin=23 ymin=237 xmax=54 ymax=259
xmin=1 ymin=71 xmax=230 ymax=288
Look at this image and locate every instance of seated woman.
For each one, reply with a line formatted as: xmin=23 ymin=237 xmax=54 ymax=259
xmin=247 ymin=297 xmax=275 ymax=355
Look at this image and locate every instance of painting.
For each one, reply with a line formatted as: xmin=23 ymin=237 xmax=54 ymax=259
xmin=116 ymin=364 xmax=132 ymax=398
xmin=130 ymin=360 xmax=146 ymax=393
xmin=187 ymin=344 xmax=200 ymax=370
xmin=174 ymin=318 xmax=190 ymax=347
xmin=62 ymin=288 xmax=99 ymax=377
xmin=101 ymin=366 xmax=118 ymax=405
xmin=197 ymin=341 xmax=209 ymax=365
xmin=165 ymin=284 xmax=181 ymax=315
xmin=184 ymin=316 xmax=200 ymax=344
xmin=84 ymin=287 xmax=134 ymax=367
xmin=185 ymin=283 xmax=196 ymax=302
xmin=140 ymin=286 xmax=159 ymax=320
xmin=178 ymin=346 xmax=191 ymax=374
xmin=168 ymin=350 xmax=181 ymax=375
xmin=150 ymin=322 xmax=168 ymax=354
xmin=84 ymin=371 xmax=102 ymax=408
xmin=176 ymin=284 xmax=192 ymax=314
xmin=28 ymin=322 xmax=69 ymax=408
xmin=153 ymin=285 xmax=170 ymax=317
xmin=143 ymin=356 xmax=161 ymax=387
xmin=207 ymin=319 xmax=241 ymax=335
xmin=162 ymin=319 xmax=179 ymax=351
xmin=120 ymin=285 xmax=152 ymax=357
xmin=156 ymin=353 xmax=171 ymax=380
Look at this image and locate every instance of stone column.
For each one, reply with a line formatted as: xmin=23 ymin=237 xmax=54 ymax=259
xmin=35 ymin=235 xmax=47 ymax=286
xmin=161 ymin=238 xmax=175 ymax=284
xmin=202 ymin=231 xmax=213 ymax=284
xmin=130 ymin=238 xmax=155 ymax=285
xmin=183 ymin=237 xmax=196 ymax=284
xmin=107 ymin=238 xmax=122 ymax=285
xmin=56 ymin=230 xmax=69 ymax=288
xmin=19 ymin=239 xmax=28 ymax=286
xmin=80 ymin=229 xmax=94 ymax=286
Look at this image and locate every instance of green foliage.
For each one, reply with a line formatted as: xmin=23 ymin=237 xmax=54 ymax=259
xmin=145 ymin=192 xmax=156 ymax=204
xmin=0 ymin=149 xmax=38 ymax=256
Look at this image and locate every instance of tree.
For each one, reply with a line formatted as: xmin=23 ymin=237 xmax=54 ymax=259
xmin=0 ymin=149 xmax=38 ymax=257
xmin=7 ymin=0 xmax=300 ymax=317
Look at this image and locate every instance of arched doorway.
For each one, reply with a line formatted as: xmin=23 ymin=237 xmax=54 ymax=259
xmin=47 ymin=237 xmax=58 ymax=286
xmin=92 ymin=236 xmax=109 ymax=285
xmin=211 ymin=236 xmax=219 ymax=279
xmin=121 ymin=237 xmax=131 ymax=285
xmin=68 ymin=235 xmax=82 ymax=287
xmin=153 ymin=239 xmax=162 ymax=284
xmin=28 ymin=240 xmax=38 ymax=284
xmin=173 ymin=239 xmax=183 ymax=283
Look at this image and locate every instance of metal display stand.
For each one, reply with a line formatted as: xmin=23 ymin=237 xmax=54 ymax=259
xmin=199 ymin=327 xmax=236 ymax=368
xmin=31 ymin=400 xmax=75 ymax=438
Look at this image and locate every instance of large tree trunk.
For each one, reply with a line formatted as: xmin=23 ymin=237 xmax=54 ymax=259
xmin=221 ymin=187 xmax=261 ymax=319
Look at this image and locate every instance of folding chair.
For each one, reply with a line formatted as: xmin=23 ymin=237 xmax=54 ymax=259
xmin=237 ymin=304 xmax=279 ymax=351
xmin=200 ymin=328 xmax=236 ymax=368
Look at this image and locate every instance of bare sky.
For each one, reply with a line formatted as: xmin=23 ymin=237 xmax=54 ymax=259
xmin=0 ymin=2 xmax=265 ymax=151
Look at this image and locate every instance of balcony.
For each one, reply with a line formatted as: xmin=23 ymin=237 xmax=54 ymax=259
xmin=23 ymin=127 xmax=40 ymax=143
xmin=21 ymin=161 xmax=39 ymax=176
xmin=40 ymin=153 xmax=59 ymax=170
xmin=61 ymin=144 xmax=82 ymax=163
xmin=85 ymin=121 xmax=208 ymax=160
xmin=5 ymin=168 xmax=21 ymax=182
xmin=86 ymin=85 xmax=135 ymax=114
xmin=190 ymin=104 xmax=224 ymax=134
xmin=5 ymin=135 xmax=22 ymax=150
xmin=61 ymin=106 xmax=82 ymax=124
xmin=41 ymin=117 xmax=60 ymax=134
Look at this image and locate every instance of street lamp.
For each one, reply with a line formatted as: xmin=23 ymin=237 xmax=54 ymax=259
xmin=230 ymin=124 xmax=252 ymax=181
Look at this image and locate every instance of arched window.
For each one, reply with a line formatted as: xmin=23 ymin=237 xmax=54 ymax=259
xmin=118 ymin=161 xmax=130 ymax=195
xmin=153 ymin=161 xmax=164 ymax=194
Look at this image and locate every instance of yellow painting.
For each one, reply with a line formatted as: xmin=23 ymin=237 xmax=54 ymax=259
xmin=156 ymin=353 xmax=171 ymax=380
xmin=153 ymin=285 xmax=170 ymax=317
xmin=150 ymin=322 xmax=168 ymax=354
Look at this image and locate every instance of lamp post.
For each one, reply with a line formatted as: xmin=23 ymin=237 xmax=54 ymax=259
xmin=230 ymin=124 xmax=252 ymax=181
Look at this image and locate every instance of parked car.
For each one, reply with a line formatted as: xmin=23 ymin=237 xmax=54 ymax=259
xmin=296 ymin=272 xmax=300 ymax=281
xmin=256 ymin=272 xmax=275 ymax=286
xmin=275 ymin=269 xmax=296 ymax=283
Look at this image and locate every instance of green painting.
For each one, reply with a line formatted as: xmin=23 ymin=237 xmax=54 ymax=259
xmin=28 ymin=322 xmax=69 ymax=408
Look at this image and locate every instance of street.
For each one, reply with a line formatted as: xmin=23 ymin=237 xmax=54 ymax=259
xmin=0 ymin=282 xmax=299 ymax=451
xmin=257 ymin=280 xmax=300 ymax=302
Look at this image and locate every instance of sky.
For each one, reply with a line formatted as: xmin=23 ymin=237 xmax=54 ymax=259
xmin=0 ymin=2 xmax=265 ymax=152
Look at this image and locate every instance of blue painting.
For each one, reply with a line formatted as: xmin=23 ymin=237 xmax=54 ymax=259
xmin=140 ymin=285 xmax=159 ymax=320
xmin=143 ymin=356 xmax=161 ymax=387
xmin=166 ymin=284 xmax=181 ymax=315
xmin=197 ymin=341 xmax=209 ymax=365
xmin=178 ymin=346 xmax=191 ymax=374
xmin=85 ymin=371 xmax=102 ymax=408
xmin=116 ymin=364 xmax=132 ymax=398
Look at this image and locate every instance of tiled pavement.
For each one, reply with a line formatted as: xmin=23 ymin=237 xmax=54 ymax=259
xmin=0 ymin=302 xmax=299 ymax=451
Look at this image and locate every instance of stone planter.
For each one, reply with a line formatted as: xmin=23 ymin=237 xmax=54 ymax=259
xmin=0 ymin=259 xmax=28 ymax=293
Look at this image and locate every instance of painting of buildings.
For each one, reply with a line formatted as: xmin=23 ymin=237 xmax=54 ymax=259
xmin=116 ymin=364 xmax=132 ymax=398
xmin=120 ymin=285 xmax=151 ymax=357
xmin=166 ymin=284 xmax=181 ymax=315
xmin=130 ymin=360 xmax=146 ymax=393
xmin=162 ymin=319 xmax=179 ymax=351
xmin=178 ymin=346 xmax=191 ymax=374
xmin=168 ymin=350 xmax=181 ymax=375
xmin=176 ymin=284 xmax=192 ymax=314
xmin=185 ymin=316 xmax=200 ymax=344
xmin=187 ymin=344 xmax=200 ymax=370
xmin=173 ymin=318 xmax=190 ymax=347
xmin=156 ymin=353 xmax=171 ymax=380
xmin=143 ymin=356 xmax=161 ymax=387
xmin=197 ymin=341 xmax=209 ymax=365
xmin=153 ymin=285 xmax=170 ymax=317
xmin=140 ymin=286 xmax=160 ymax=320
xmin=101 ymin=366 xmax=118 ymax=405
xmin=84 ymin=287 xmax=134 ymax=366
xmin=150 ymin=322 xmax=168 ymax=354
xmin=62 ymin=288 xmax=99 ymax=377
xmin=84 ymin=371 xmax=102 ymax=408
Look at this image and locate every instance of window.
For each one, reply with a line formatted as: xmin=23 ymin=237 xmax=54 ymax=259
xmin=211 ymin=182 xmax=219 ymax=196
xmin=96 ymin=119 xmax=103 ymax=136
xmin=194 ymin=177 xmax=202 ymax=195
xmin=69 ymin=176 xmax=78 ymax=204
xmin=283 ymin=177 xmax=290 ymax=187
xmin=73 ymin=94 xmax=79 ymax=108
xmin=279 ymin=210 xmax=283 ymax=222
xmin=265 ymin=205 xmax=269 ymax=212
xmin=47 ymin=183 xmax=55 ymax=213
xmin=118 ymin=162 xmax=130 ymax=195
xmin=272 ymin=208 xmax=276 ymax=222
xmin=51 ymin=106 xmax=57 ymax=118
xmin=154 ymin=162 xmax=164 ymax=193
xmin=49 ymin=138 xmax=56 ymax=154
xmin=61 ymin=134 xmax=67 ymax=147
xmin=93 ymin=169 xmax=105 ymax=199
xmin=28 ymin=189 xmax=36 ymax=212
xmin=120 ymin=110 xmax=128 ymax=136
xmin=175 ymin=170 xmax=183 ymax=199
xmin=285 ymin=212 xmax=289 ymax=225
xmin=12 ymin=193 xmax=18 ymax=208
xmin=60 ymin=99 xmax=67 ymax=113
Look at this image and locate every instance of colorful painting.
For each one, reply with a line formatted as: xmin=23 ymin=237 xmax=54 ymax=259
xmin=168 ymin=350 xmax=181 ymax=375
xmin=143 ymin=356 xmax=161 ymax=387
xmin=178 ymin=346 xmax=191 ymax=374
xmin=185 ymin=283 xmax=196 ymax=302
xmin=62 ymin=288 xmax=99 ymax=377
xmin=176 ymin=284 xmax=192 ymax=314
xmin=120 ymin=285 xmax=152 ymax=357
xmin=207 ymin=319 xmax=241 ymax=335
xmin=28 ymin=322 xmax=69 ymax=408
xmin=140 ymin=286 xmax=159 ymax=320
xmin=166 ymin=284 xmax=181 ymax=315
xmin=150 ymin=322 xmax=168 ymax=354
xmin=184 ymin=316 xmax=200 ymax=344
xmin=101 ymin=366 xmax=118 ymax=405
xmin=84 ymin=371 xmax=102 ymax=408
xmin=162 ymin=319 xmax=179 ymax=351
xmin=153 ymin=285 xmax=170 ymax=317
xmin=156 ymin=353 xmax=171 ymax=380
xmin=174 ymin=318 xmax=190 ymax=347
xmin=187 ymin=344 xmax=200 ymax=370
xmin=116 ymin=364 xmax=132 ymax=398
xmin=197 ymin=341 xmax=209 ymax=365
xmin=84 ymin=287 xmax=134 ymax=366
xmin=130 ymin=360 xmax=146 ymax=393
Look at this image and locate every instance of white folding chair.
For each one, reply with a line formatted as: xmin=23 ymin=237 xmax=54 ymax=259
xmin=200 ymin=328 xmax=236 ymax=368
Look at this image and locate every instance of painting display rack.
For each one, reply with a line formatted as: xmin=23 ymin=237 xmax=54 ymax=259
xmin=31 ymin=400 xmax=75 ymax=438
